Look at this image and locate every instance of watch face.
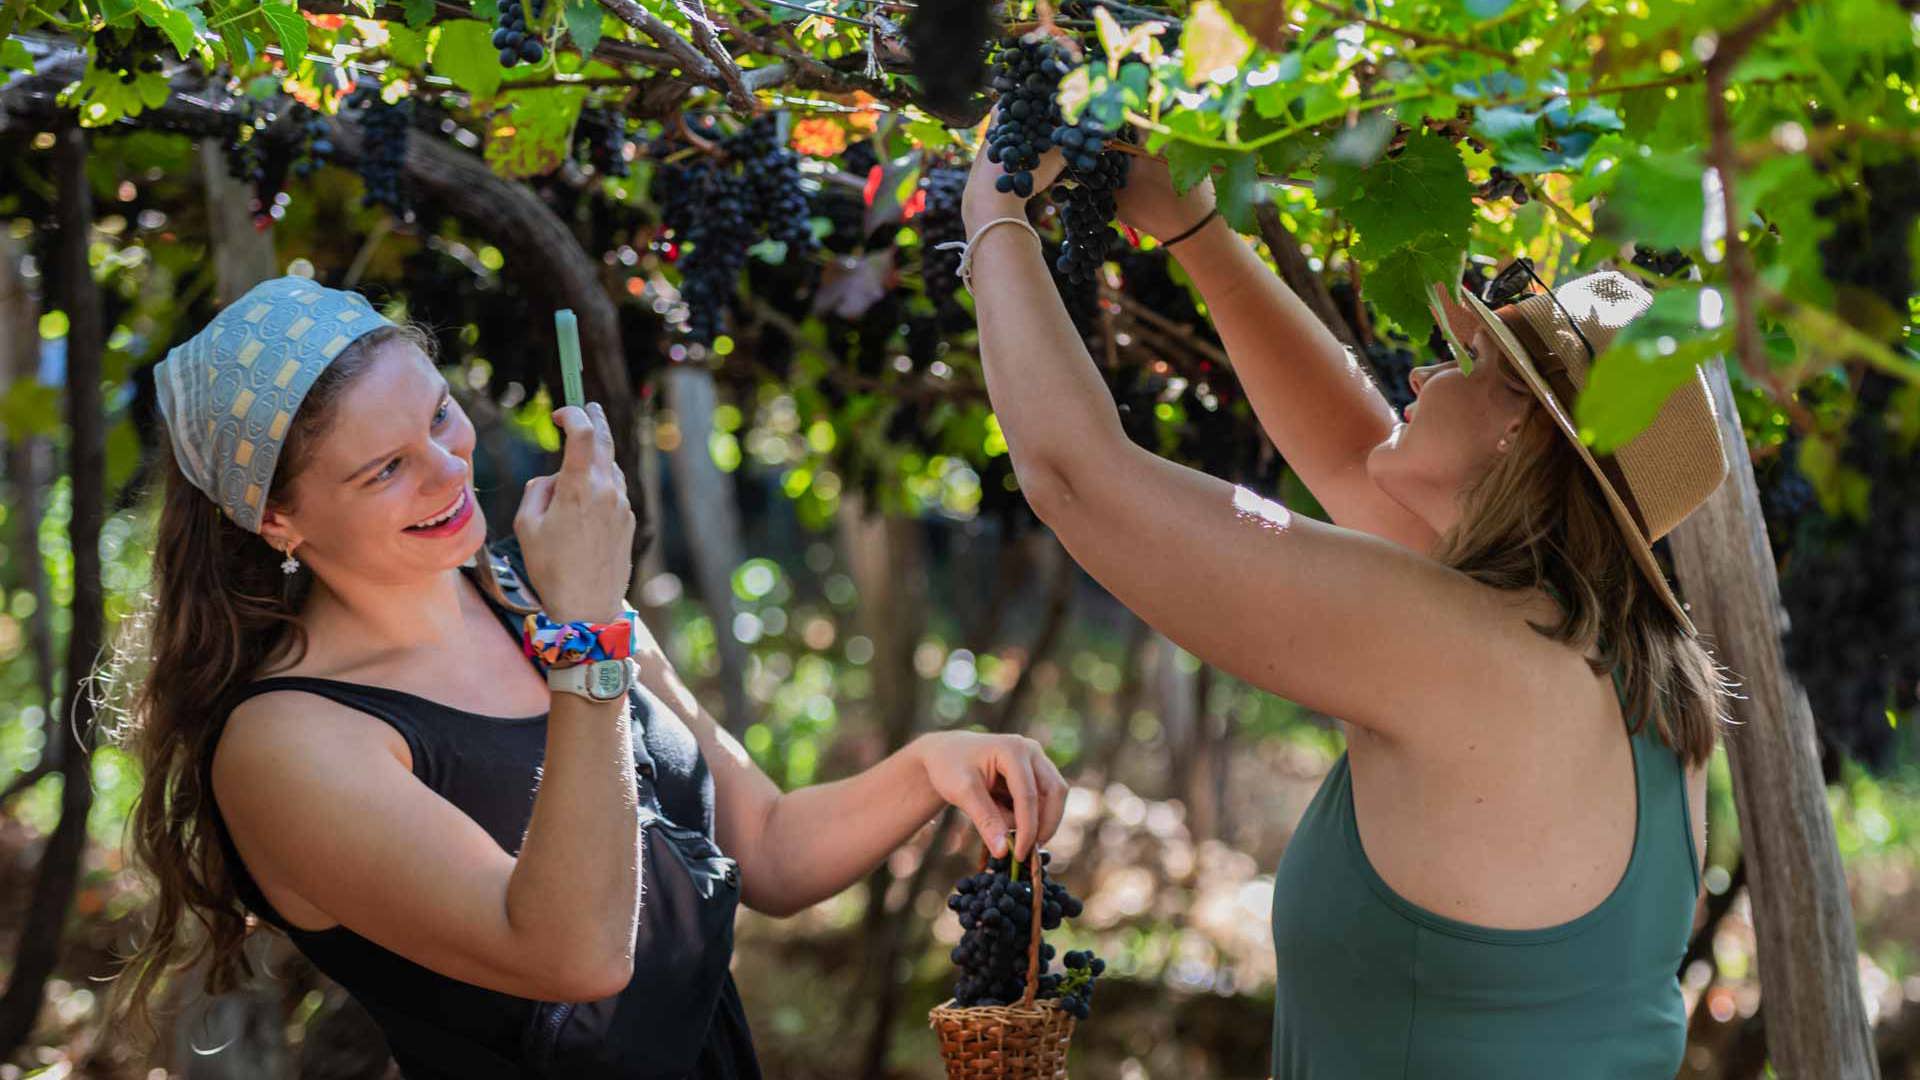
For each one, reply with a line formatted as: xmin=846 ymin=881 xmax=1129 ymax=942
xmin=590 ymin=661 xmax=628 ymax=701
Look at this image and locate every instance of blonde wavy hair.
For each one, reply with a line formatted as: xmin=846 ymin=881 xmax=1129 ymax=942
xmin=1431 ymin=310 xmax=1733 ymax=770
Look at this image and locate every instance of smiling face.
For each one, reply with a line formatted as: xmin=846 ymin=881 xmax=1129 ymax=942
xmin=1366 ymin=314 xmax=1539 ymax=537
xmin=256 ymin=338 xmax=485 ymax=586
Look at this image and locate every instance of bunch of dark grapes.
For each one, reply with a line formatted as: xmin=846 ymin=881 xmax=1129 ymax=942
xmin=984 ymin=35 xmax=1073 ymax=198
xmin=290 ymin=104 xmax=334 ymax=179
xmin=93 ymin=24 xmax=167 ymax=83
xmin=1365 ymin=340 xmax=1417 ymax=413
xmin=1777 ymin=159 xmax=1920 ymax=773
xmin=1046 ymin=236 xmax=1100 ymax=340
xmin=223 ymin=103 xmax=299 ymax=228
xmin=907 ymin=0 xmax=996 ymax=116
xmin=493 ymin=0 xmax=546 ymax=67
xmin=1629 ymin=246 xmax=1693 ymax=279
xmin=1781 ymin=372 xmax=1920 ymax=775
xmin=575 ymin=107 xmax=632 ymax=177
xmin=223 ymin=101 xmax=269 ymax=194
xmin=1816 ymin=158 xmax=1920 ymax=319
xmin=1476 ymin=164 xmax=1529 ymax=205
xmin=347 ymin=83 xmax=411 ymax=215
xmin=920 ymin=162 xmax=972 ymax=330
xmin=944 ymin=850 xmax=1102 ymax=1015
xmin=810 ymin=181 xmax=870 ymax=255
xmin=1756 ymin=435 xmax=1815 ymax=563
xmin=842 ymin=138 xmax=881 ymax=183
xmin=1055 ymin=949 xmax=1106 ymax=1020
xmin=1049 ymin=111 xmax=1132 ymax=285
xmin=647 ymin=122 xmax=757 ymax=347
xmin=726 ymin=115 xmax=817 ymax=256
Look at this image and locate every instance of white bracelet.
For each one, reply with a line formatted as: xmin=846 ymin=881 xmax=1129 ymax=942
xmin=933 ymin=216 xmax=1041 ymax=296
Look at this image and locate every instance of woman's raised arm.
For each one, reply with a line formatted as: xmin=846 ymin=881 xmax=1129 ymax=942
xmin=1114 ymin=156 xmax=1438 ymax=552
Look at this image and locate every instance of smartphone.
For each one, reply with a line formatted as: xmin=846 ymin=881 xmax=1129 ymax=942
xmin=555 ymin=309 xmax=585 ymax=409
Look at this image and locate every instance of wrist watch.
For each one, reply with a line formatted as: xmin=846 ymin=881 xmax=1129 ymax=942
xmin=547 ymin=657 xmax=633 ymax=703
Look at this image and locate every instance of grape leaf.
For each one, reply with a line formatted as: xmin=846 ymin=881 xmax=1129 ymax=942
xmin=1162 ymin=139 xmax=1218 ymax=197
xmin=561 ymin=0 xmax=602 ymax=55
xmin=1366 ymin=231 xmax=1465 ymax=341
xmin=1574 ymin=287 xmax=1732 ymax=453
xmin=133 ymin=0 xmax=197 ymax=57
xmin=259 ymin=1 xmax=308 ymax=61
xmin=402 ymin=0 xmax=436 ymax=29
xmin=1318 ymin=130 xmax=1474 ymax=264
xmin=1180 ymin=0 xmax=1253 ymax=87
xmin=0 ymin=37 xmax=31 ymax=71
xmin=433 ymin=20 xmax=503 ymax=101
xmin=1593 ymin=148 xmax=1704 ymax=251
xmin=1219 ymin=0 xmax=1292 ymax=50
xmin=1212 ymin=149 xmax=1262 ymax=233
xmin=484 ymin=85 xmax=587 ymax=178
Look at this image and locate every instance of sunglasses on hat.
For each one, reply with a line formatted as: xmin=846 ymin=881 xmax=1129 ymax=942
xmin=1481 ymin=257 xmax=1599 ymax=364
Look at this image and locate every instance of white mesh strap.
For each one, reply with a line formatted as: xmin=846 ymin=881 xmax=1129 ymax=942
xmin=932 ymin=216 xmax=1041 ymax=295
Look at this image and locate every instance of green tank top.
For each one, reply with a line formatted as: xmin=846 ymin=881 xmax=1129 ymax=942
xmin=1269 ymin=669 xmax=1701 ymax=1079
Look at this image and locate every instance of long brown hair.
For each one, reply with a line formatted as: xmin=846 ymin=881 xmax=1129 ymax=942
xmin=1432 ymin=314 xmax=1731 ymax=770
xmin=96 ymin=322 xmax=529 ymax=1048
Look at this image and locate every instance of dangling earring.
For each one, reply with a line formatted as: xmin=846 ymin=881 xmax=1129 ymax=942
xmin=280 ymin=542 xmax=302 ymax=575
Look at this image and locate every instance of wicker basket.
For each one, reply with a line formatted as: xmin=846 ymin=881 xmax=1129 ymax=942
xmin=928 ymin=845 xmax=1076 ymax=1080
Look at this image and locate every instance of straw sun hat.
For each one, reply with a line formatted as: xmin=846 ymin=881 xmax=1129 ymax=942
xmin=1425 ymin=264 xmax=1731 ymax=635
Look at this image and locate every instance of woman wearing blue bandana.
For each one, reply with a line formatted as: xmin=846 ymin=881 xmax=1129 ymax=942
xmin=103 ymin=276 xmax=1070 ymax=1079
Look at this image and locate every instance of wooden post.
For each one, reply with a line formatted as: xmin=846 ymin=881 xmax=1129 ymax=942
xmin=663 ymin=363 xmax=754 ymax=732
xmin=0 ymin=125 xmax=103 ymax=1062
xmin=197 ymin=140 xmax=279 ymax=303
xmin=1666 ymin=357 xmax=1879 ymax=1078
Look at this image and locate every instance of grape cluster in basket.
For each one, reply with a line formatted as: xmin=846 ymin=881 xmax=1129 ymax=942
xmin=945 ymin=850 xmax=1104 ymax=1016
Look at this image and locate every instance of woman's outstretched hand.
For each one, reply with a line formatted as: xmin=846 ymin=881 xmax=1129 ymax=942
xmin=914 ymin=731 xmax=1069 ymax=862
xmin=1112 ymin=152 xmax=1217 ymax=244
xmin=961 ymin=103 xmax=1070 ymax=232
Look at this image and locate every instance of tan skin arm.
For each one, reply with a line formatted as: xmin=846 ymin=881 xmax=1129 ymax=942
xmin=1111 ymin=156 xmax=1440 ymax=552
xmin=213 ymin=690 xmax=639 ymax=1003
xmin=626 ymin=628 xmax=1068 ymax=918
xmin=957 ymin=134 xmax=1558 ymax=746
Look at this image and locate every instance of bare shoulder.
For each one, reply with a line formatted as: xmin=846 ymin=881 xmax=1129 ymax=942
xmin=211 ymin=690 xmax=413 ymax=807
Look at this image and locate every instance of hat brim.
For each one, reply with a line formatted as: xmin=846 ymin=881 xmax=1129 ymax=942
xmin=1431 ymin=282 xmax=1697 ymax=636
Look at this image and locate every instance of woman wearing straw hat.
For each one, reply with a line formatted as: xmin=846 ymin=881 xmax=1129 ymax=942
xmin=954 ymin=114 xmax=1729 ymax=1076
xmin=99 ymin=276 xmax=1070 ymax=1078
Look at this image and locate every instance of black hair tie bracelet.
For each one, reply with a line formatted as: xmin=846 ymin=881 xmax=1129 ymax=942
xmin=1161 ymin=207 xmax=1219 ymax=248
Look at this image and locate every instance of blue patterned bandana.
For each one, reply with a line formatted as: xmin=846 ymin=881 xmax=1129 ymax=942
xmin=153 ymin=277 xmax=394 ymax=533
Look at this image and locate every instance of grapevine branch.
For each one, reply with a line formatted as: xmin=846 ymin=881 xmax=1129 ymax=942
xmin=1301 ymin=0 xmax=1509 ymax=60
xmin=1701 ymin=0 xmax=1799 ymax=403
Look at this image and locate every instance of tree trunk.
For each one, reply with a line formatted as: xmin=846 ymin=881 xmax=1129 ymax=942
xmin=839 ymin=490 xmax=932 ymax=1061
xmin=632 ymin=400 xmax=668 ymax=604
xmin=1666 ymin=357 xmax=1878 ymax=1079
xmin=663 ymin=364 xmax=753 ymax=732
xmin=1157 ymin=634 xmax=1200 ymax=805
xmin=0 ymin=125 xmax=103 ymax=1061
xmin=0 ymin=232 xmax=57 ymax=735
xmin=1084 ymin=616 xmax=1153 ymax=784
xmin=197 ymin=139 xmax=278 ymax=303
xmin=1254 ymin=204 xmax=1364 ymax=357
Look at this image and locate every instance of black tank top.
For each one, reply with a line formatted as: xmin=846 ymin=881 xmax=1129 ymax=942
xmin=204 ymin=560 xmax=760 ymax=1080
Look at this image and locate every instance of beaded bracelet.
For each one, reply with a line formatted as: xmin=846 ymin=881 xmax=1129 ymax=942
xmin=522 ymin=611 xmax=638 ymax=669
